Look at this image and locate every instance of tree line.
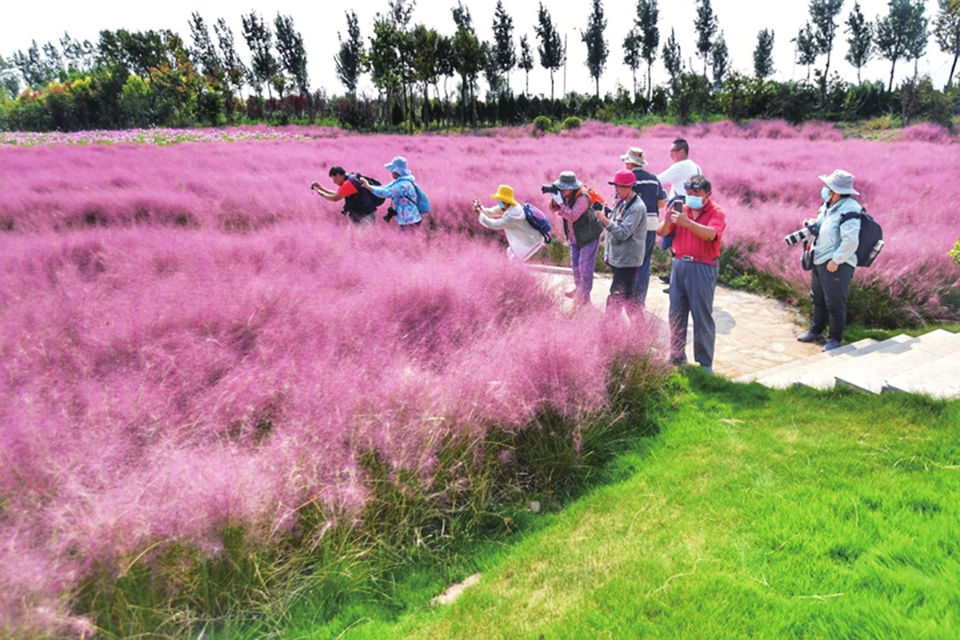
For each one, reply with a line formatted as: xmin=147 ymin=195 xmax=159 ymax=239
xmin=1 ymin=0 xmax=959 ymax=133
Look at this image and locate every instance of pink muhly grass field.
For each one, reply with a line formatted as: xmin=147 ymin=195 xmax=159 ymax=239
xmin=3 ymin=120 xmax=958 ymax=324
xmin=2 ymin=119 xmax=959 ymax=633
xmin=0 ymin=218 xmax=665 ymax=634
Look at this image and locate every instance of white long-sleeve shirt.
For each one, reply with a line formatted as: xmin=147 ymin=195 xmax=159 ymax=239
xmin=478 ymin=204 xmax=544 ymax=262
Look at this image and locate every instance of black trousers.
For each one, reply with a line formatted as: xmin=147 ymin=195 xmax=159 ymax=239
xmin=810 ymin=262 xmax=854 ymax=342
xmin=607 ymin=266 xmax=639 ymax=315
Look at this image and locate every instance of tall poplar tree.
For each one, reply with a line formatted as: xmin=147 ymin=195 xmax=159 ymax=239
xmin=876 ymin=0 xmax=928 ymax=90
xmin=793 ymin=24 xmax=819 ymax=81
xmin=623 ymin=28 xmax=642 ymax=97
xmin=491 ymin=0 xmax=516 ymax=93
xmin=808 ymin=0 xmax=845 ymax=90
xmin=534 ymin=3 xmax=565 ymax=100
xmin=711 ymin=31 xmax=729 ymax=87
xmin=845 ymin=1 xmax=873 ymax=83
xmin=694 ymin=0 xmax=718 ymax=77
xmin=636 ymin=0 xmax=660 ymax=101
xmin=582 ymin=0 xmax=608 ymax=98
xmin=518 ymin=34 xmax=534 ymax=95
xmin=754 ymin=29 xmax=775 ymax=79
xmin=275 ymin=13 xmax=308 ymax=97
xmin=335 ymin=11 xmax=364 ymax=96
xmin=933 ymin=0 xmax=960 ymax=88
xmin=241 ymin=11 xmax=277 ymax=97
xmin=662 ymin=27 xmax=683 ymax=96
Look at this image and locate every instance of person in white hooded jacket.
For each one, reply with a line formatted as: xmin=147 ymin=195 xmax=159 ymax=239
xmin=475 ymin=185 xmax=545 ymax=262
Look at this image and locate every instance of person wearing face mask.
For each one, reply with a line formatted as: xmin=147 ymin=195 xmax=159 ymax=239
xmin=658 ymin=174 xmax=726 ymax=374
xmin=796 ymin=169 xmax=862 ymax=352
xmin=475 ymin=185 xmax=545 ymax=262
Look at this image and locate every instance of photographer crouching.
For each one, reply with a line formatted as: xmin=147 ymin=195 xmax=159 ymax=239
xmin=793 ymin=169 xmax=862 ymax=352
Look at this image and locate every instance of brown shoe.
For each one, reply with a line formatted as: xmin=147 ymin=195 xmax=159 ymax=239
xmin=564 ymin=289 xmax=577 ymax=299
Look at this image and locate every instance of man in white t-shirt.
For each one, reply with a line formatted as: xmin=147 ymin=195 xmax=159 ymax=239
xmin=656 ymin=139 xmax=702 ymax=288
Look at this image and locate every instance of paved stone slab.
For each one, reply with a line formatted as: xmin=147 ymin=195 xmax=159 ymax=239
xmin=835 ymin=330 xmax=960 ymax=394
xmin=879 ymin=331 xmax=960 ymax=399
xmin=737 ymin=338 xmax=880 ymax=387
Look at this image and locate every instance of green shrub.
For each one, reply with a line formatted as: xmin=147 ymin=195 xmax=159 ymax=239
xmin=949 ymin=238 xmax=960 ymax=265
xmin=561 ymin=115 xmax=582 ymax=130
xmin=533 ymin=114 xmax=552 ymax=133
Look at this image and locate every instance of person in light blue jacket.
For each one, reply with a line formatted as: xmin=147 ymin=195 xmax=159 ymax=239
xmin=360 ymin=156 xmax=422 ymax=230
xmin=796 ymin=169 xmax=862 ymax=352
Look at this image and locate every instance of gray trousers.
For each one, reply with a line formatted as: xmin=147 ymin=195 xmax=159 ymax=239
xmin=669 ymin=260 xmax=719 ymax=372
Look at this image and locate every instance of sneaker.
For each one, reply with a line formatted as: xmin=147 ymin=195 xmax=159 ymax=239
xmin=797 ymin=331 xmax=825 ymax=344
xmin=564 ymin=289 xmax=577 ymax=299
xmin=662 ymin=287 xmax=670 ymax=294
xmin=822 ymin=340 xmax=842 ymax=352
xmin=659 ymin=274 xmax=671 ymax=284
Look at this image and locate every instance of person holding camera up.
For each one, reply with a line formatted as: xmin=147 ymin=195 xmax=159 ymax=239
xmin=656 ymin=139 xmax=702 ymax=291
xmin=474 ymin=185 xmax=545 ymax=262
xmin=360 ymin=155 xmax=422 ymax=230
xmin=597 ymin=170 xmax=647 ymax=316
xmin=311 ymin=166 xmax=381 ymax=225
xmin=658 ymin=174 xmax=726 ymax=374
xmin=796 ymin=169 xmax=862 ymax=352
xmin=545 ymin=171 xmax=604 ymax=306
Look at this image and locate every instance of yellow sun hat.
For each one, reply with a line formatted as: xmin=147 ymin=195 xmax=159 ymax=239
xmin=490 ymin=184 xmax=519 ymax=207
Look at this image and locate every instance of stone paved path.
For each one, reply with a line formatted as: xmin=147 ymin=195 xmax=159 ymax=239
xmin=536 ymin=267 xmax=821 ymax=379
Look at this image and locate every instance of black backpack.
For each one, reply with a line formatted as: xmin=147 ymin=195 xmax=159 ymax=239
xmin=840 ymin=209 xmax=884 ymax=268
xmin=345 ymin=173 xmax=386 ymax=215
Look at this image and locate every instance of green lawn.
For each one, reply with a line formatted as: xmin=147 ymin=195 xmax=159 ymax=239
xmin=329 ymin=373 xmax=960 ymax=639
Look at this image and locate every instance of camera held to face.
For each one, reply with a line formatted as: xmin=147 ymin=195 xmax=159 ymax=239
xmin=784 ymin=219 xmax=821 ymax=246
xmin=541 ymin=184 xmax=561 ymax=195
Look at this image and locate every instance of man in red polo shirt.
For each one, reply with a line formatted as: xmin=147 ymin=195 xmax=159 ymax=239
xmin=657 ymin=174 xmax=726 ymax=374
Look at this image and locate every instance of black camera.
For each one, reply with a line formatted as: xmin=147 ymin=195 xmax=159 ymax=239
xmin=384 ymin=207 xmax=398 ymax=222
xmin=541 ymin=184 xmax=560 ymax=195
xmin=784 ymin=219 xmax=820 ymax=246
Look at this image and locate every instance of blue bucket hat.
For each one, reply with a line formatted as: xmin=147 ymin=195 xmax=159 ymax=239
xmin=384 ymin=155 xmax=410 ymax=176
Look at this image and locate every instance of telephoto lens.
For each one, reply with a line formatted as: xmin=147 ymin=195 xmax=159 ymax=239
xmin=784 ymin=227 xmax=810 ymax=246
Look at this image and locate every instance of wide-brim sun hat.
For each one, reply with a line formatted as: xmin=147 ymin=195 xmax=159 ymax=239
xmin=609 ymin=170 xmax=637 ymax=187
xmin=819 ymin=169 xmax=859 ymax=195
xmin=620 ymin=147 xmax=646 ymax=166
xmin=553 ymin=171 xmax=582 ymax=190
xmin=490 ymin=184 xmax=519 ymax=207
xmin=385 ymin=155 xmax=410 ymax=176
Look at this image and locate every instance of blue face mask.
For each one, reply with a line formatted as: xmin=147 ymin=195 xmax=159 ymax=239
xmin=686 ymin=195 xmax=704 ymax=210
xmin=821 ymin=186 xmax=832 ymax=202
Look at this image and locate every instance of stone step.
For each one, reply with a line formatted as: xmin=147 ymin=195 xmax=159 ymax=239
xmin=835 ymin=330 xmax=960 ymax=395
xmin=735 ymin=338 xmax=880 ymax=388
xmin=879 ymin=332 xmax=960 ymax=399
xmin=765 ymin=336 xmax=910 ymax=390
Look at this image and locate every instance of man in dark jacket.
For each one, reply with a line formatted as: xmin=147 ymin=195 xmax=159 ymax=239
xmin=311 ymin=166 xmax=381 ymax=225
xmin=621 ymin=147 xmax=667 ymax=307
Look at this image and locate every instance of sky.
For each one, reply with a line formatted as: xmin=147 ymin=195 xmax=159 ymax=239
xmin=1 ymin=0 xmax=954 ymax=98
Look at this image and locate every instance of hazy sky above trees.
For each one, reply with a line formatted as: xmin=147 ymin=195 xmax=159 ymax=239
xmin=3 ymin=0 xmax=952 ymax=95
